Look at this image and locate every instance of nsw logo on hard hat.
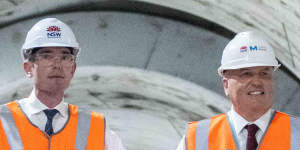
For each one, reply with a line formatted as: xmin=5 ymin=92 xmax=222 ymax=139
xmin=46 ymin=26 xmax=61 ymax=38
xmin=240 ymin=46 xmax=247 ymax=52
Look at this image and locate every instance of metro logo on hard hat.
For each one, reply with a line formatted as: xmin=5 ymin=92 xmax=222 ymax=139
xmin=240 ymin=45 xmax=267 ymax=53
xmin=47 ymin=26 xmax=61 ymax=38
xmin=249 ymin=45 xmax=266 ymax=51
xmin=258 ymin=46 xmax=266 ymax=51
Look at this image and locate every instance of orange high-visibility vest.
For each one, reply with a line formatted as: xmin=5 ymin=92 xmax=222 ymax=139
xmin=0 ymin=101 xmax=105 ymax=150
xmin=186 ymin=111 xmax=300 ymax=150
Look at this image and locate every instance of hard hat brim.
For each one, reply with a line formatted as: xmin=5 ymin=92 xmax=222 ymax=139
xmin=218 ymin=63 xmax=281 ymax=76
xmin=23 ymin=42 xmax=79 ymax=49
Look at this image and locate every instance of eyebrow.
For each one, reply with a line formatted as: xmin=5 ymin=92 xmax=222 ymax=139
xmin=240 ymin=67 xmax=272 ymax=72
xmin=62 ymin=50 xmax=71 ymax=54
xmin=263 ymin=67 xmax=272 ymax=71
xmin=36 ymin=49 xmax=52 ymax=54
xmin=37 ymin=49 xmax=71 ymax=54
xmin=239 ymin=68 xmax=249 ymax=71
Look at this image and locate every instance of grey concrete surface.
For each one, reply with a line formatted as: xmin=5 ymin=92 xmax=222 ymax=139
xmin=0 ymin=2 xmax=300 ymax=149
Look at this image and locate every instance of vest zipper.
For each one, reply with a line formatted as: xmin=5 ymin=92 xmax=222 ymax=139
xmin=47 ymin=134 xmax=52 ymax=150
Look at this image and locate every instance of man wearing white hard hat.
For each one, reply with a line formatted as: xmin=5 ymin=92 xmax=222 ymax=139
xmin=176 ymin=31 xmax=300 ymax=150
xmin=0 ymin=18 xmax=125 ymax=150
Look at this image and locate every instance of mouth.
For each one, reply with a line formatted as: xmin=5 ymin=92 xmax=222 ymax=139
xmin=248 ymin=91 xmax=264 ymax=95
xmin=48 ymin=75 xmax=64 ymax=79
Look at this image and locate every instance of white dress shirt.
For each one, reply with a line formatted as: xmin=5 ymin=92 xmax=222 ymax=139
xmin=228 ymin=107 xmax=272 ymax=150
xmin=176 ymin=106 xmax=272 ymax=150
xmin=18 ymin=90 xmax=126 ymax=150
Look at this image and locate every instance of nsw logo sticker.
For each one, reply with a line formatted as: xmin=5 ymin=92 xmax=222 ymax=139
xmin=46 ymin=26 xmax=61 ymax=38
xmin=240 ymin=46 xmax=247 ymax=52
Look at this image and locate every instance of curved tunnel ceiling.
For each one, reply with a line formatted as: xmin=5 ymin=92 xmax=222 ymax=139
xmin=1 ymin=0 xmax=300 ymax=80
xmin=0 ymin=1 xmax=300 ymax=149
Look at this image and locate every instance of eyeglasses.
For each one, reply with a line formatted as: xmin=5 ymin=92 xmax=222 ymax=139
xmin=33 ymin=53 xmax=76 ymax=66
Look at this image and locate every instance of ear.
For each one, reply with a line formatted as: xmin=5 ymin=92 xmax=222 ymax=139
xmin=24 ymin=62 xmax=33 ymax=78
xmin=222 ymin=77 xmax=229 ymax=96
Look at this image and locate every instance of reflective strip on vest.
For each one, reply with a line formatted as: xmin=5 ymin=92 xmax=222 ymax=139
xmin=185 ymin=120 xmax=209 ymax=150
xmin=75 ymin=109 xmax=91 ymax=150
xmin=290 ymin=117 xmax=300 ymax=149
xmin=0 ymin=105 xmax=23 ymax=150
xmin=195 ymin=120 xmax=209 ymax=150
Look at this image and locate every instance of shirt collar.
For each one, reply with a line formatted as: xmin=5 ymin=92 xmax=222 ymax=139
xmin=26 ymin=89 xmax=68 ymax=118
xmin=229 ymin=106 xmax=272 ymax=135
xmin=252 ymin=108 xmax=272 ymax=134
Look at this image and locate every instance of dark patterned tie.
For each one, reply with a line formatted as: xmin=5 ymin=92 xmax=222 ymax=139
xmin=245 ymin=124 xmax=259 ymax=150
xmin=43 ymin=109 xmax=58 ymax=136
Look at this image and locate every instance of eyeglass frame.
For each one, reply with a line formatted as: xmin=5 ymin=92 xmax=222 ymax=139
xmin=28 ymin=49 xmax=77 ymax=67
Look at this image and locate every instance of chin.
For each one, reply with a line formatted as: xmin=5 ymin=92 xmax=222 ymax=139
xmin=47 ymin=84 xmax=67 ymax=92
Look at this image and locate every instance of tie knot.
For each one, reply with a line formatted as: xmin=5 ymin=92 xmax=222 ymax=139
xmin=43 ymin=109 xmax=58 ymax=120
xmin=245 ymin=124 xmax=259 ymax=136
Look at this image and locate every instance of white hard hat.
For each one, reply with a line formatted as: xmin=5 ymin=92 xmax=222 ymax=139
xmin=218 ymin=31 xmax=280 ymax=76
xmin=21 ymin=18 xmax=80 ymax=60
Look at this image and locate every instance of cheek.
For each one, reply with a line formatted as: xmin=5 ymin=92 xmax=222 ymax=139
xmin=227 ymin=81 xmax=245 ymax=96
xmin=33 ymin=66 xmax=51 ymax=79
xmin=34 ymin=68 xmax=47 ymax=80
xmin=265 ymin=81 xmax=274 ymax=94
xmin=64 ymin=67 xmax=75 ymax=79
xmin=31 ymin=69 xmax=41 ymax=84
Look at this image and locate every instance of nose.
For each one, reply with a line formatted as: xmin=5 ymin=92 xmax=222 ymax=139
xmin=53 ymin=55 xmax=63 ymax=61
xmin=250 ymin=74 xmax=263 ymax=87
xmin=50 ymin=56 xmax=63 ymax=68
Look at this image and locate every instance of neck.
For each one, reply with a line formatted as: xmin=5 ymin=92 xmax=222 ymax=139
xmin=35 ymin=88 xmax=64 ymax=108
xmin=234 ymin=107 xmax=270 ymax=122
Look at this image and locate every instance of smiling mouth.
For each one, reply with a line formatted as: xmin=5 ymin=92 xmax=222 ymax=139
xmin=248 ymin=91 xmax=264 ymax=95
xmin=48 ymin=76 xmax=64 ymax=78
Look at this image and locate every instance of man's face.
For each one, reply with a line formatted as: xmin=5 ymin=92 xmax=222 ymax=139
xmin=223 ymin=66 xmax=274 ymax=114
xmin=24 ymin=47 xmax=76 ymax=93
